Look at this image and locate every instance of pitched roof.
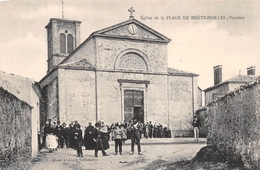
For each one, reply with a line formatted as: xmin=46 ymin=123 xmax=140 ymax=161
xmin=59 ymin=59 xmax=95 ymax=70
xmin=226 ymin=75 xmax=257 ymax=83
xmin=168 ymin=67 xmax=199 ymax=77
xmin=61 ymin=18 xmax=171 ymax=65
xmin=204 ymin=75 xmax=258 ymax=92
xmin=92 ymin=18 xmax=171 ymax=43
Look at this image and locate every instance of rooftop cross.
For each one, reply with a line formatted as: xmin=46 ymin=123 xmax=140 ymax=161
xmin=61 ymin=0 xmax=64 ymax=19
xmin=128 ymin=7 xmax=135 ymax=19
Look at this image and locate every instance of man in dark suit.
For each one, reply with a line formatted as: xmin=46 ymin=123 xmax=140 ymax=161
xmin=192 ymin=115 xmax=202 ymax=141
xmin=55 ymin=121 xmax=64 ymax=148
xmin=69 ymin=122 xmax=75 ymax=148
xmin=148 ymin=121 xmax=153 ymax=138
xmin=61 ymin=122 xmax=70 ymax=149
xmin=42 ymin=122 xmax=50 ymax=148
xmin=130 ymin=119 xmax=142 ymax=155
xmin=74 ymin=124 xmax=83 ymax=157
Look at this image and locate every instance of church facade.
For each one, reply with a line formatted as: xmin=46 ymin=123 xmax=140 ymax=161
xmin=39 ymin=15 xmax=200 ymax=137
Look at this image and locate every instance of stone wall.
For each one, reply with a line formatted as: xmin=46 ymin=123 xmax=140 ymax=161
xmin=168 ymin=76 xmax=198 ymax=137
xmin=55 ymin=68 xmax=198 ymax=135
xmin=59 ymin=69 xmax=96 ymax=127
xmin=0 ymin=70 xmax=40 ymax=157
xmin=95 ymin=37 xmax=168 ymax=73
xmin=40 ymin=78 xmax=59 ymax=125
xmin=206 ymin=78 xmax=260 ymax=168
xmin=0 ymin=87 xmax=32 ymax=168
xmin=64 ymin=38 xmax=96 ymax=67
xmin=96 ymin=71 xmax=168 ymax=125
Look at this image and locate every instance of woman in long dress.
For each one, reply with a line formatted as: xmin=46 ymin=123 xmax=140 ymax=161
xmin=45 ymin=123 xmax=58 ymax=152
xmin=84 ymin=122 xmax=96 ymax=150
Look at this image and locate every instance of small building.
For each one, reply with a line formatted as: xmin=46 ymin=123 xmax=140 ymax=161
xmin=200 ymin=66 xmax=257 ymax=137
xmin=204 ymin=65 xmax=257 ymax=105
xmin=0 ymin=70 xmax=41 ymax=157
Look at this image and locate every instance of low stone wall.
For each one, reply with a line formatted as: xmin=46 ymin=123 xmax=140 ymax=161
xmin=0 ymin=87 xmax=32 ymax=169
xmin=173 ymin=130 xmax=193 ymax=137
xmin=206 ymin=78 xmax=260 ymax=168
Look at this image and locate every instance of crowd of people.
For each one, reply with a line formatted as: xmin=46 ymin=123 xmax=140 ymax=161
xmin=42 ymin=118 xmax=172 ymax=157
xmin=117 ymin=120 xmax=172 ymax=140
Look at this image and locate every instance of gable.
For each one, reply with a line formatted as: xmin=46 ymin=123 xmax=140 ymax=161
xmin=59 ymin=19 xmax=171 ymax=71
xmin=59 ymin=59 xmax=95 ymax=70
xmin=93 ymin=19 xmax=171 ymax=43
xmin=103 ymin=24 xmax=162 ymax=40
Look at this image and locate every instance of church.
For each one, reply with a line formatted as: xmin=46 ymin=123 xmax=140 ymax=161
xmin=39 ymin=8 xmax=200 ymax=137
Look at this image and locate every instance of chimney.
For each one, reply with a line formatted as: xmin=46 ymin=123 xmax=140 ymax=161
xmin=247 ymin=66 xmax=256 ymax=75
xmin=214 ymin=65 xmax=222 ymax=85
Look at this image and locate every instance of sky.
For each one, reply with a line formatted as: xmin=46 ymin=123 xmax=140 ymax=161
xmin=0 ymin=0 xmax=260 ymax=90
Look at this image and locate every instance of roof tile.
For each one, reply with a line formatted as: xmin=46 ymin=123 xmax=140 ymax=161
xmin=168 ymin=67 xmax=198 ymax=76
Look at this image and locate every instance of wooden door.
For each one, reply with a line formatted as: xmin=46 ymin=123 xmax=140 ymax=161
xmin=124 ymin=90 xmax=144 ymax=123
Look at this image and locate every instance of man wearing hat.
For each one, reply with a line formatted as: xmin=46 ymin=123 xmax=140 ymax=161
xmin=74 ymin=124 xmax=83 ymax=157
xmin=69 ymin=121 xmax=75 ymax=149
xmin=130 ymin=119 xmax=142 ymax=155
xmin=55 ymin=121 xmax=63 ymax=148
xmin=62 ymin=122 xmax=70 ymax=149
xmin=73 ymin=120 xmax=81 ymax=129
xmin=192 ymin=115 xmax=202 ymax=141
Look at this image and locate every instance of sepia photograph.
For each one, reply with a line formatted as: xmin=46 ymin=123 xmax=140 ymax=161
xmin=1 ymin=0 xmax=260 ymax=169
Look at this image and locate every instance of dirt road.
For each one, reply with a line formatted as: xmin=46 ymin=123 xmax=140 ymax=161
xmin=30 ymin=139 xmax=206 ymax=170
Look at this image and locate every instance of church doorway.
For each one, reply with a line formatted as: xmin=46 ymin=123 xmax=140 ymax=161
xmin=124 ymin=90 xmax=144 ymax=123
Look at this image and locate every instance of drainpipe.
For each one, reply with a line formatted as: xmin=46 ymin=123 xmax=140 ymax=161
xmin=120 ymin=82 xmax=123 ymax=122
xmin=167 ymin=75 xmax=170 ymax=125
xmin=192 ymin=74 xmax=195 ymax=117
xmin=94 ymin=38 xmax=98 ymax=122
xmin=95 ymin=70 xmax=98 ymax=122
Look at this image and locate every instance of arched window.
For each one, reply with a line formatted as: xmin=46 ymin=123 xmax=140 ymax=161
xmin=118 ymin=53 xmax=147 ymax=71
xmin=67 ymin=34 xmax=73 ymax=54
xmin=60 ymin=33 xmax=66 ymax=53
xmin=60 ymin=32 xmax=74 ymax=54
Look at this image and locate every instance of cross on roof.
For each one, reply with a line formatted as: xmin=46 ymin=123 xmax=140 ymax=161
xmin=61 ymin=0 xmax=64 ymax=19
xmin=128 ymin=7 xmax=135 ymax=19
